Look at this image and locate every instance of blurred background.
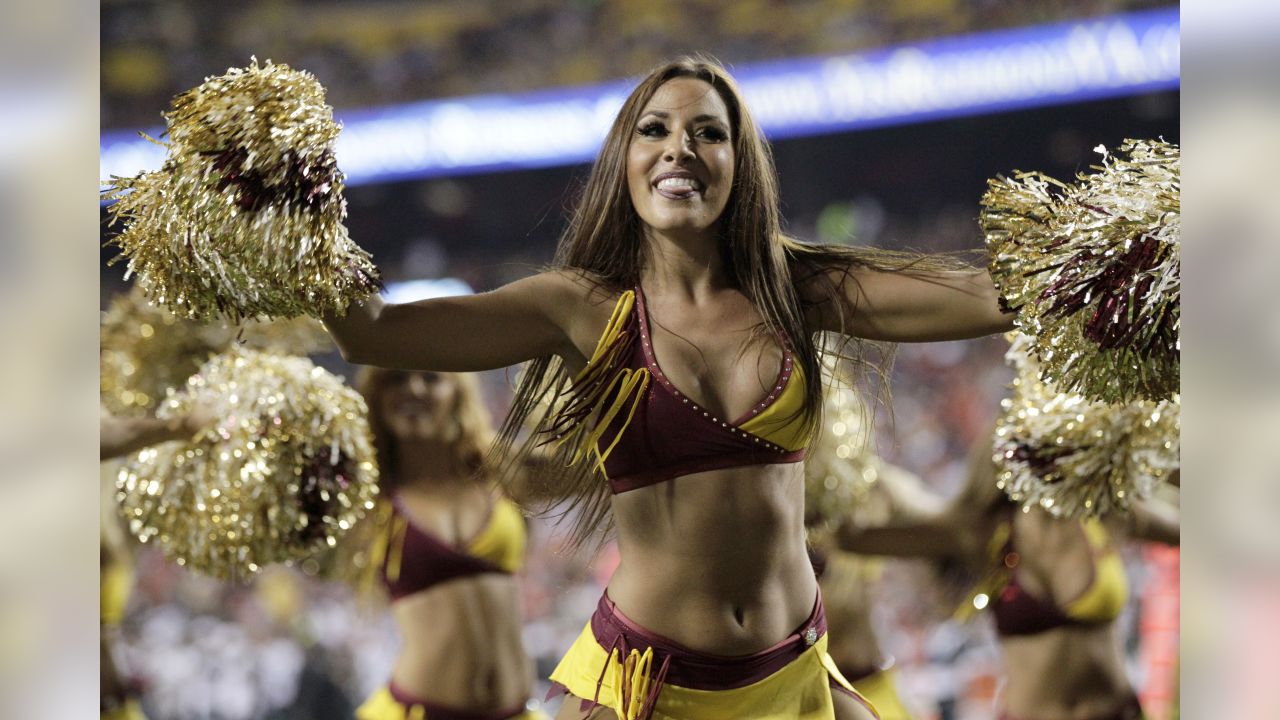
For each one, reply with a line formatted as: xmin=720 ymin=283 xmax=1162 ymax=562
xmin=96 ymin=2 xmax=1181 ymax=719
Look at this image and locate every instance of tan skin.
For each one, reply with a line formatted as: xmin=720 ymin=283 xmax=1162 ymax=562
xmin=325 ymin=78 xmax=1012 ymax=719
xmin=374 ymin=371 xmax=533 ymax=711
xmin=835 ymin=446 xmax=1180 ymax=720
xmin=817 ymin=464 xmax=946 ymax=681
xmin=99 ymin=400 xmax=219 ymax=460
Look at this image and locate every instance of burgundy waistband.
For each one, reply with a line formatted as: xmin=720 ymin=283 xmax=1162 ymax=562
xmin=388 ymin=682 xmax=529 ymax=720
xmin=588 ymin=591 xmax=827 ymax=692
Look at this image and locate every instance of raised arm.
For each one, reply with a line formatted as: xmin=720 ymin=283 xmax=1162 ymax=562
xmin=809 ymin=264 xmax=1015 ymax=342
xmin=322 ymin=271 xmax=589 ymax=372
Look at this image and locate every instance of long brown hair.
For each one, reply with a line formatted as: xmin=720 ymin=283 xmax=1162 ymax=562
xmin=493 ymin=56 xmax=972 ymax=545
xmin=357 ymin=368 xmax=495 ymax=488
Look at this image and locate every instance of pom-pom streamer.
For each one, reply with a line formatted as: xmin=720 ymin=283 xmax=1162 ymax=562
xmin=805 ymin=368 xmax=881 ymax=530
xmin=116 ymin=348 xmax=379 ymax=580
xmin=994 ymin=332 xmax=1179 ymax=518
xmin=103 ymin=59 xmax=381 ymax=323
xmin=101 ymin=286 xmax=333 ymax=416
xmin=982 ymin=139 xmax=1179 ymax=403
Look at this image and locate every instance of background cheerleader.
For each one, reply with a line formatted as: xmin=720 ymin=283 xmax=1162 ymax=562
xmin=350 ymin=367 xmax=549 ymax=720
xmin=834 ymin=435 xmax=1179 ymax=720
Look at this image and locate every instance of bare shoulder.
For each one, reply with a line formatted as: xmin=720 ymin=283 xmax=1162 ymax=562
xmin=514 ymin=269 xmax=629 ymax=371
xmin=506 ymin=269 xmax=615 ymax=306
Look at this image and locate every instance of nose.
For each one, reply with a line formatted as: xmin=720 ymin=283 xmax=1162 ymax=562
xmin=662 ymin=130 xmax=695 ymax=163
xmin=405 ymin=374 xmax=429 ymax=396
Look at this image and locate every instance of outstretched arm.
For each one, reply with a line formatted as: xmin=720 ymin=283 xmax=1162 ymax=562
xmin=830 ymin=462 xmax=959 ymax=557
xmin=809 ymin=264 xmax=1015 ymax=342
xmin=100 ymin=401 xmax=217 ymax=460
xmin=322 ymin=271 xmax=588 ymax=372
xmin=833 ymin=437 xmax=1004 ymax=561
xmin=1124 ymin=492 xmax=1180 ymax=546
xmin=834 ymin=519 xmax=969 ymax=559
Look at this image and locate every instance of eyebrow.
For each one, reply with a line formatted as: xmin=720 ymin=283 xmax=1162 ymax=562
xmin=639 ymin=111 xmax=728 ymax=124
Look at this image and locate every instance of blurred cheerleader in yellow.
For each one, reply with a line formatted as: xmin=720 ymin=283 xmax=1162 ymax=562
xmin=804 ymin=382 xmax=945 ymax=720
xmin=352 ymin=368 xmax=548 ymax=720
xmin=835 ymin=436 xmax=1179 ymax=720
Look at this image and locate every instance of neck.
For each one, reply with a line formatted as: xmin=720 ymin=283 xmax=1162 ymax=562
xmin=641 ymin=226 xmax=730 ymax=297
xmin=393 ymin=435 xmax=473 ymax=488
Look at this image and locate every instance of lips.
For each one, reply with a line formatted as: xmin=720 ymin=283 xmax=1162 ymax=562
xmin=394 ymin=401 xmax=435 ymax=418
xmin=652 ymin=171 xmax=703 ymax=200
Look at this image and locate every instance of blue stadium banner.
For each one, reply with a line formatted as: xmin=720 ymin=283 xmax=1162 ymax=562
xmin=101 ymin=8 xmax=1178 ymax=188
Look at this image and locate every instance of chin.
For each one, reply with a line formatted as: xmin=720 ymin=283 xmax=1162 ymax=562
xmin=647 ymin=213 xmax=718 ymax=236
xmin=389 ymin=420 xmax=439 ymax=440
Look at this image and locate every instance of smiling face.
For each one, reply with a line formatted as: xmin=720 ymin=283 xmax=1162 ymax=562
xmin=378 ymin=370 xmax=459 ymax=442
xmin=626 ymin=77 xmax=735 ymax=240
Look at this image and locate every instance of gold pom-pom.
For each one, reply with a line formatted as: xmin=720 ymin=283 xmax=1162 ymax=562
xmin=994 ymin=332 xmax=1179 ymax=518
xmin=805 ymin=376 xmax=881 ymax=529
xmin=101 ymin=287 xmax=219 ymax=416
xmin=115 ymin=348 xmax=379 ymax=580
xmin=982 ymin=139 xmax=1179 ymax=404
xmin=103 ymin=58 xmax=381 ymax=323
xmin=101 ymin=286 xmax=334 ymax=416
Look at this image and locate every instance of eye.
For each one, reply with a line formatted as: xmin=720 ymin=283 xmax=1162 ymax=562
xmin=637 ymin=121 xmax=667 ymax=138
xmin=697 ymin=126 xmax=728 ymax=142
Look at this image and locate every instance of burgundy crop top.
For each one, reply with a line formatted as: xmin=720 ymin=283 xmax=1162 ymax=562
xmin=980 ymin=508 xmax=1129 ymax=636
xmin=544 ymin=288 xmax=811 ymax=494
xmin=374 ymin=495 xmax=526 ymax=601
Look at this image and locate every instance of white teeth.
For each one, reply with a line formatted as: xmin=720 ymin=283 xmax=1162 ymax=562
xmin=656 ymin=177 xmax=698 ymax=192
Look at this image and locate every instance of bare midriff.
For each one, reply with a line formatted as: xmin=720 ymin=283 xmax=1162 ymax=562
xmin=606 ymin=461 xmax=818 ymax=656
xmin=390 ymin=574 xmax=532 ymax=711
xmin=1000 ymin=624 xmax=1134 ymax=719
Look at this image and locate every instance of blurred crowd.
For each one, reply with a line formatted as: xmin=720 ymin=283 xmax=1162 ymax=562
xmin=102 ymin=0 xmax=1175 ymax=129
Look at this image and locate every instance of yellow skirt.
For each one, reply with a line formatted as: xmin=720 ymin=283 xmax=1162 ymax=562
xmin=357 ymin=685 xmax=549 ymax=720
xmin=101 ymin=698 xmax=146 ymax=720
xmin=850 ymin=669 xmax=912 ymax=720
xmin=549 ymin=611 xmax=878 ymax=720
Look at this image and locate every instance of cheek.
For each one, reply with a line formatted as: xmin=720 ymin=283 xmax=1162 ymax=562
xmin=378 ymin=396 xmax=398 ymax=422
xmin=712 ymin=148 xmax=735 ymax=186
xmin=626 ymin=147 xmax=651 ymax=193
xmin=437 ymin=386 xmax=459 ymax=410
